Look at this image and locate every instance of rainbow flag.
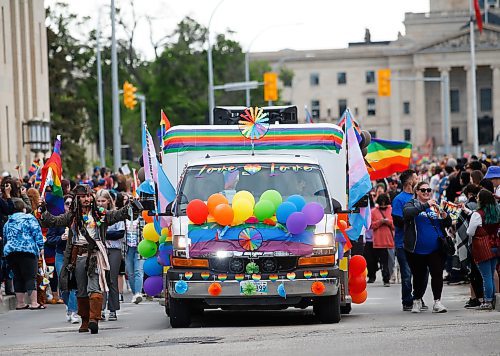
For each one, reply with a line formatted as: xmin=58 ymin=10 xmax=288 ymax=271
xmin=163 ymin=125 xmax=343 ymax=154
xmin=40 ymin=136 xmax=64 ymax=215
xmin=366 ymin=138 xmax=412 ymax=180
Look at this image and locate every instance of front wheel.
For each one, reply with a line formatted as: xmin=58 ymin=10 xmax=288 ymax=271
xmin=168 ymin=296 xmax=192 ymax=328
xmin=314 ymin=292 xmax=341 ymax=324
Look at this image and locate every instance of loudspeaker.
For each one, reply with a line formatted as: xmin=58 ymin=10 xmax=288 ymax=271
xmin=214 ymin=106 xmax=298 ymax=125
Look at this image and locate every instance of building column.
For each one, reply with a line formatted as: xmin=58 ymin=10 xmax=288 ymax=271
xmin=414 ymin=68 xmax=426 ymax=149
xmin=464 ymin=65 xmax=476 ymax=147
xmin=390 ymin=69 xmax=400 ymax=140
xmin=439 ymin=66 xmax=451 ymax=154
xmin=492 ymin=65 xmax=500 ymax=142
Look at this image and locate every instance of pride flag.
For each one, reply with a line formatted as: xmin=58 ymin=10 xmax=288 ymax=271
xmin=40 ymin=136 xmax=64 ymax=215
xmin=366 ymin=138 xmax=412 ymax=180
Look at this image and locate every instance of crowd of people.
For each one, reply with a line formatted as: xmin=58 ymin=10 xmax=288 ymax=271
xmin=362 ymin=154 xmax=499 ymax=313
xmin=0 ymin=168 xmax=144 ymax=334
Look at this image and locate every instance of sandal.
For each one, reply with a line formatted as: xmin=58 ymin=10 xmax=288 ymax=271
xmin=15 ymin=305 xmax=30 ymax=310
xmin=29 ymin=304 xmax=47 ymax=310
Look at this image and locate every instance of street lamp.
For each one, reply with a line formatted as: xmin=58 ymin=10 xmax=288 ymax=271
xmin=22 ymin=119 xmax=51 ymax=153
xmin=207 ymin=0 xmax=225 ymax=125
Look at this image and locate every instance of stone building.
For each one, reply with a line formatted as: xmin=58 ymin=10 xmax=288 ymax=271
xmin=0 ymin=0 xmax=50 ymax=174
xmin=251 ymin=0 xmax=500 ymax=154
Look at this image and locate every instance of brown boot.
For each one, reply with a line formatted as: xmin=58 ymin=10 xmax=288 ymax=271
xmin=77 ymin=298 xmax=90 ymax=333
xmin=88 ymin=293 xmax=104 ymax=334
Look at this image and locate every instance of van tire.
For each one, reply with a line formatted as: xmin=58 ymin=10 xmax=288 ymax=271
xmin=340 ymin=302 xmax=352 ymax=314
xmin=168 ymin=296 xmax=191 ymax=328
xmin=314 ymin=292 xmax=341 ymax=324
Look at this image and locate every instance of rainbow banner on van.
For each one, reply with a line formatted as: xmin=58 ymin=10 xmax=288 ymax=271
xmin=162 ymin=124 xmax=343 ymax=154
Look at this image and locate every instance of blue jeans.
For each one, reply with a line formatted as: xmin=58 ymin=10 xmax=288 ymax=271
xmin=477 ymin=257 xmax=498 ymax=302
xmin=55 ymin=252 xmax=77 ymax=313
xmin=125 ymin=247 xmax=144 ymax=295
xmin=396 ymin=247 xmax=413 ymax=306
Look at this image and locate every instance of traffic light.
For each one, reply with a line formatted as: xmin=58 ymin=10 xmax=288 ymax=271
xmin=264 ymin=72 xmax=278 ymax=102
xmin=377 ymin=69 xmax=391 ymax=97
xmin=123 ymin=81 xmax=137 ymax=110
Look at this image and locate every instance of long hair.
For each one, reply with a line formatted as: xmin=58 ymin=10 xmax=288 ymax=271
xmin=71 ymin=194 xmax=102 ymax=239
xmin=477 ymin=189 xmax=500 ymax=225
xmin=95 ymin=189 xmax=115 ymax=210
xmin=26 ymin=188 xmax=40 ymax=212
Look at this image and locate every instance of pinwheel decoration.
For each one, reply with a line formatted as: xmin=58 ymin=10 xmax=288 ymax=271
xmin=239 ymin=107 xmax=270 ymax=142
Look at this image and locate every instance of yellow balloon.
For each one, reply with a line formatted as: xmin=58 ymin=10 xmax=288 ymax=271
xmin=161 ymin=227 xmax=170 ymax=237
xmin=232 ymin=198 xmax=254 ymax=223
xmin=233 ymin=191 xmax=255 ymax=207
xmin=143 ymin=223 xmax=160 ymax=242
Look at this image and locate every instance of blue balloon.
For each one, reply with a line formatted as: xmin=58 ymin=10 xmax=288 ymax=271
xmin=276 ymin=202 xmax=298 ymax=224
xmin=277 ymin=282 xmax=286 ymax=298
xmin=144 ymin=256 xmax=163 ymax=276
xmin=287 ymin=195 xmax=306 ymax=211
xmin=158 ymin=243 xmax=173 ymax=266
xmin=175 ymin=280 xmax=188 ymax=295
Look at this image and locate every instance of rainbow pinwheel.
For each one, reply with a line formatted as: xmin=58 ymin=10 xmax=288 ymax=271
xmin=238 ymin=227 xmax=263 ymax=251
xmin=238 ymin=107 xmax=270 ymax=140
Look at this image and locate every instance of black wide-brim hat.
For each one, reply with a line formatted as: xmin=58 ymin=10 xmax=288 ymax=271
xmin=73 ymin=184 xmax=93 ymax=196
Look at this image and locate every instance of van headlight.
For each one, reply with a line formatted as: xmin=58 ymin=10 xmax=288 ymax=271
xmin=314 ymin=233 xmax=334 ymax=247
xmin=173 ymin=235 xmax=187 ymax=249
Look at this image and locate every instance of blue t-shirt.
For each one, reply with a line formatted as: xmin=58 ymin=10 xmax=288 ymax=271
xmin=414 ymin=209 xmax=441 ymax=254
xmin=392 ymin=191 xmax=414 ymax=248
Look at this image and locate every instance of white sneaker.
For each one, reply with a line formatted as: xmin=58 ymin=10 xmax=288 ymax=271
xmin=411 ymin=299 xmax=422 ymax=313
xmin=432 ymin=300 xmax=447 ymax=313
xmin=70 ymin=312 xmax=80 ymax=324
xmin=133 ymin=293 xmax=143 ymax=304
xmin=66 ymin=312 xmax=72 ymax=322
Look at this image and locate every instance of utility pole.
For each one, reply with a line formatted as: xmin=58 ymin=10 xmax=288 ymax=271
xmin=96 ymin=10 xmax=105 ymax=167
xmin=111 ymin=0 xmax=121 ymax=171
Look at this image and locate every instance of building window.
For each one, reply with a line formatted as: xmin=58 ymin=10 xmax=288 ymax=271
xmin=337 ymin=72 xmax=346 ymax=85
xmin=480 ymin=88 xmax=492 ymax=111
xmin=327 ymin=108 xmax=331 ymax=118
xmin=369 ymin=130 xmax=377 ymax=138
xmin=451 ymin=127 xmax=461 ymax=145
xmin=403 ymin=101 xmax=410 ymax=115
xmin=310 ymin=73 xmax=319 ymax=86
xmin=367 ymin=98 xmax=376 ymax=116
xmin=366 ymin=71 xmax=375 ymax=84
xmin=354 ymin=107 xmax=359 ymax=116
xmin=404 ymin=129 xmax=411 ymax=141
xmin=311 ymin=100 xmax=320 ymax=119
xmin=338 ymin=99 xmax=347 ymax=118
xmin=450 ymin=89 xmax=460 ymax=113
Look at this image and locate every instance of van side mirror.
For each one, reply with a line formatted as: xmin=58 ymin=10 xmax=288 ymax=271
xmin=331 ymin=198 xmax=342 ymax=213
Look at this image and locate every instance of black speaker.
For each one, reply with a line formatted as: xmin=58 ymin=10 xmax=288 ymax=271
xmin=214 ymin=106 xmax=298 ymax=125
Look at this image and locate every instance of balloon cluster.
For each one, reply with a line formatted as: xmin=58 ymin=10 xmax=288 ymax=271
xmin=186 ymin=190 xmax=324 ymax=235
xmin=137 ymin=215 xmax=173 ymax=297
xmin=348 ymin=255 xmax=368 ymax=304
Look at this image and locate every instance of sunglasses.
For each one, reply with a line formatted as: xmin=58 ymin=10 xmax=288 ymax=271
xmin=418 ymin=188 xmax=432 ymax=193
xmin=65 ymin=200 xmax=73 ymax=206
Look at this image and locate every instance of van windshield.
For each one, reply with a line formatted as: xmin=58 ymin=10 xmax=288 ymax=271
xmin=177 ymin=163 xmax=331 ymax=213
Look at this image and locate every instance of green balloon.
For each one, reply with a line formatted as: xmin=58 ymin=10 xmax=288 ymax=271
xmin=254 ymin=200 xmax=275 ymax=221
xmin=159 ymin=234 xmax=167 ymax=244
xmin=138 ymin=239 xmax=158 ymax=258
xmin=260 ymin=190 xmax=282 ymax=210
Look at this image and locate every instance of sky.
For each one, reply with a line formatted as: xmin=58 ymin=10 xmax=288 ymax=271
xmin=46 ymin=0 xmax=430 ymax=60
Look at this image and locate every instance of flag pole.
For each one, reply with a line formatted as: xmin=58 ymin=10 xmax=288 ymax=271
xmin=144 ymin=124 xmax=159 ymax=216
xmin=469 ymin=0 xmax=480 ymax=156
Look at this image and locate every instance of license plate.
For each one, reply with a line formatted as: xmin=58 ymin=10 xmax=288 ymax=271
xmin=239 ymin=281 xmax=268 ymax=295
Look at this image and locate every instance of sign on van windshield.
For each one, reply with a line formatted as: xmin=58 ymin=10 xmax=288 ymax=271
xmin=179 ymin=163 xmax=331 ymax=212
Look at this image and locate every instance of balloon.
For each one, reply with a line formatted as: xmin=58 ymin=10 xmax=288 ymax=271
xmin=260 ymin=190 xmax=282 ymax=209
xmin=137 ymin=167 xmax=145 ymax=182
xmin=337 ymin=220 xmax=348 ymax=231
xmin=161 ymin=228 xmax=170 ymax=237
xmin=232 ymin=198 xmax=254 ymax=223
xmin=144 ymin=276 xmax=163 ymax=296
xmin=301 ymin=202 xmax=324 ymax=225
xmin=158 ymin=243 xmax=173 ymax=266
xmin=286 ymin=212 xmax=308 ymax=234
xmin=137 ymin=239 xmax=158 ymax=258
xmin=142 ymin=210 xmax=153 ymax=223
xmin=254 ymin=200 xmax=275 ymax=221
xmin=212 ymin=203 xmax=234 ymax=226
xmin=276 ymin=202 xmax=298 ymax=224
xmin=186 ymin=199 xmax=209 ymax=224
xmin=277 ymin=283 xmax=286 ymax=298
xmin=175 ymin=280 xmax=188 ymax=295
xmin=287 ymin=195 xmax=306 ymax=211
xmin=311 ymin=281 xmax=326 ymax=295
xmin=208 ymin=282 xmax=222 ymax=296
xmin=144 ymin=257 xmax=163 ymax=276
xmin=143 ymin=223 xmax=160 ymax=242
xmin=233 ymin=190 xmax=255 ymax=207
xmin=362 ymin=268 xmax=368 ymax=278
xmin=159 ymin=234 xmax=167 ymax=244
xmin=207 ymin=194 xmax=228 ymax=215
xmin=349 ymin=255 xmax=367 ymax=276
xmin=348 ymin=274 xmax=367 ymax=294
xmin=351 ymin=290 xmax=368 ymax=304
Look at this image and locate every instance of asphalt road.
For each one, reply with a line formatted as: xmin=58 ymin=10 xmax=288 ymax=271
xmin=1 ymin=279 xmax=499 ymax=355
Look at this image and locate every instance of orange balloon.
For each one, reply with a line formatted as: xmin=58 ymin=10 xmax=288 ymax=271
xmin=142 ymin=210 xmax=153 ymax=223
xmin=207 ymin=194 xmax=228 ymax=215
xmin=351 ymin=290 xmax=368 ymax=304
xmin=212 ymin=204 xmax=234 ymax=226
xmin=362 ymin=268 xmax=368 ymax=278
xmin=337 ymin=220 xmax=348 ymax=231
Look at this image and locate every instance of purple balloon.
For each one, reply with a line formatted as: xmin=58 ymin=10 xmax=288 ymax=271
xmin=286 ymin=212 xmax=308 ymax=235
xmin=302 ymin=202 xmax=325 ymax=225
xmin=144 ymin=276 xmax=163 ymax=296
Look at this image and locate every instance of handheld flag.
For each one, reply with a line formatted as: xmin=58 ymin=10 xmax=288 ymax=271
xmin=366 ymin=138 xmax=412 ymax=180
xmin=40 ymin=136 xmax=64 ymax=215
xmin=304 ymin=105 xmax=313 ymax=124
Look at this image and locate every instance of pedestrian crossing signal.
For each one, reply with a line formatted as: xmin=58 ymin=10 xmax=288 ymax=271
xmin=377 ymin=69 xmax=391 ymax=97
